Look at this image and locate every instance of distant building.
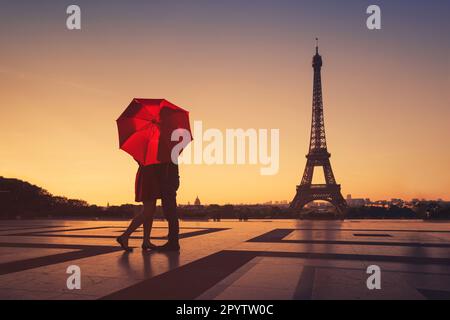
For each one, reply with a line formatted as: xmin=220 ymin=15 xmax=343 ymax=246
xmin=390 ymin=198 xmax=404 ymax=207
xmin=194 ymin=196 xmax=201 ymax=206
xmin=346 ymin=194 xmax=366 ymax=207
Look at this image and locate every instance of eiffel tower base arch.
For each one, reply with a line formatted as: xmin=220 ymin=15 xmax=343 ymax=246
xmin=290 ymin=184 xmax=347 ymax=216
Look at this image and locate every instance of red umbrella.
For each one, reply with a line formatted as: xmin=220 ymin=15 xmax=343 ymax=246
xmin=117 ymin=98 xmax=192 ymax=165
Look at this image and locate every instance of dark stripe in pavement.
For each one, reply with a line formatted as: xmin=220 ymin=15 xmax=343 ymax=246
xmin=0 ymin=243 xmax=122 ymax=275
xmin=293 ymin=266 xmax=316 ymax=300
xmin=248 ymin=228 xmax=450 ymax=248
xmin=101 ymin=250 xmax=255 ymax=300
xmin=247 ymin=229 xmax=294 ymax=242
xmin=416 ymin=288 xmax=450 ymax=300
xmin=8 ymin=227 xmax=228 ymax=241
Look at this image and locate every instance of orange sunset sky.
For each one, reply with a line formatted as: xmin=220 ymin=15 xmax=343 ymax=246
xmin=1 ymin=1 xmax=449 ymax=205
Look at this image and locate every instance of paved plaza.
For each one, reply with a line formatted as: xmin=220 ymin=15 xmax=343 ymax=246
xmin=0 ymin=219 xmax=450 ymax=300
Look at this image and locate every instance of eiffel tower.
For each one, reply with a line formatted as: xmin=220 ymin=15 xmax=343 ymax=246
xmin=290 ymin=39 xmax=347 ymax=214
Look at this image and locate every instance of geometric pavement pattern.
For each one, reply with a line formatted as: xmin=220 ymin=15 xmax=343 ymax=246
xmin=1 ymin=219 xmax=450 ymax=300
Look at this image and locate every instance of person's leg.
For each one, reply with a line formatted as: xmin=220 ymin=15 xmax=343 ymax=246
xmin=122 ymin=212 xmax=144 ymax=237
xmin=142 ymin=199 xmax=157 ymax=249
xmin=156 ymin=192 xmax=179 ymax=251
xmin=157 ymin=164 xmax=180 ymax=251
xmin=117 ymin=208 xmax=145 ymax=251
xmin=162 ymin=191 xmax=179 ymax=245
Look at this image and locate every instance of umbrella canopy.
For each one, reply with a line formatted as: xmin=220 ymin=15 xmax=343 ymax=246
xmin=117 ymin=98 xmax=192 ymax=165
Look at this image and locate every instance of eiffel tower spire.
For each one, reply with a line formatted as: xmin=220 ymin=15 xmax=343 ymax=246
xmin=290 ymin=40 xmax=347 ymax=215
xmin=310 ymin=37 xmax=327 ymax=153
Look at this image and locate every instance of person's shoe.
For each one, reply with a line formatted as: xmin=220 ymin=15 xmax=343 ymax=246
xmin=141 ymin=241 xmax=157 ymax=251
xmin=116 ymin=235 xmax=133 ymax=252
xmin=155 ymin=242 xmax=180 ymax=252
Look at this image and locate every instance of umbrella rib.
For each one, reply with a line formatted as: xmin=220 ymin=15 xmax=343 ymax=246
xmin=120 ymin=115 xmax=154 ymax=122
xmin=133 ymin=125 xmax=158 ymax=165
xmin=120 ymin=120 xmax=155 ymax=144
xmin=143 ymin=129 xmax=150 ymax=165
xmin=146 ymin=125 xmax=159 ymax=164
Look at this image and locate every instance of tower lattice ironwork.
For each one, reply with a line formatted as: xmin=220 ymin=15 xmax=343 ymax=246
xmin=290 ymin=40 xmax=347 ymax=214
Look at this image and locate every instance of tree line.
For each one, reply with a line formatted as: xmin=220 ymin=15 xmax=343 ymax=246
xmin=1 ymin=177 xmax=449 ymax=220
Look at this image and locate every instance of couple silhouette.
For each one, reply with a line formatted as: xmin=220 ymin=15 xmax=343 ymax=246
xmin=116 ymin=162 xmax=180 ymax=252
